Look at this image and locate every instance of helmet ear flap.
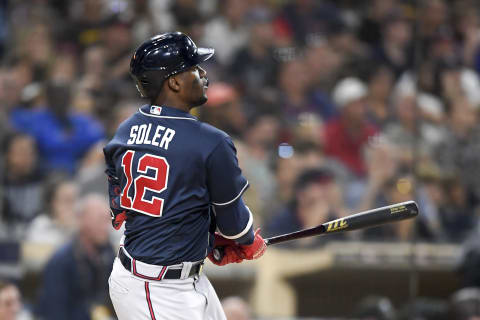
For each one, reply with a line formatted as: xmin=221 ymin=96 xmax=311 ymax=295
xmin=139 ymin=74 xmax=150 ymax=86
xmin=132 ymin=72 xmax=165 ymax=100
xmin=132 ymin=76 xmax=148 ymax=98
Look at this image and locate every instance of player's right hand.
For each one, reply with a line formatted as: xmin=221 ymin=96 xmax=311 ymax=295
xmin=238 ymin=228 xmax=267 ymax=260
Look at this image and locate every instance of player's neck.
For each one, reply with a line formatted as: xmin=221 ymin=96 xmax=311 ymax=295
xmin=152 ymin=97 xmax=191 ymax=113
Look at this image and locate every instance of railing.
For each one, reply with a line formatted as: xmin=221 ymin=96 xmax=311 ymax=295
xmin=204 ymin=241 xmax=462 ymax=318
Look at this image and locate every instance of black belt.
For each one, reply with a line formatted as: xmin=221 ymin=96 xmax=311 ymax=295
xmin=118 ymin=247 xmax=203 ymax=280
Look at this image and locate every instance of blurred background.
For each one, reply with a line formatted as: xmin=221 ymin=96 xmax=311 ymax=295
xmin=1 ymin=0 xmax=480 ymax=319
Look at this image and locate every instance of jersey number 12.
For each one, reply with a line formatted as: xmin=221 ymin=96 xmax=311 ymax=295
xmin=120 ymin=150 xmax=169 ymax=217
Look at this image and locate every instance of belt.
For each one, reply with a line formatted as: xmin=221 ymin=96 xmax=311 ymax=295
xmin=118 ymin=247 xmax=203 ymax=281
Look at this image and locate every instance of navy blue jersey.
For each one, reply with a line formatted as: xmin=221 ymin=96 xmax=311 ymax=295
xmin=104 ymin=105 xmax=252 ymax=265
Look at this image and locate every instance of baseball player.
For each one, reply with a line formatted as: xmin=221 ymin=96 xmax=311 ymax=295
xmin=104 ymin=32 xmax=267 ymax=320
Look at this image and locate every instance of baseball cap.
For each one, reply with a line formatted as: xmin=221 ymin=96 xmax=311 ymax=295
xmin=332 ymin=77 xmax=368 ymax=108
xmin=294 ymin=167 xmax=334 ymax=192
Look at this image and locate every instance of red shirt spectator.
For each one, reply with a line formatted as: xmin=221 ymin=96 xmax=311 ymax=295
xmin=325 ymin=118 xmax=378 ymax=176
xmin=324 ymin=78 xmax=379 ymax=176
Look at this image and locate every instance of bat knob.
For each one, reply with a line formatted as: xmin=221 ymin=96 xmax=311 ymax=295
xmin=212 ymin=247 xmax=224 ymax=262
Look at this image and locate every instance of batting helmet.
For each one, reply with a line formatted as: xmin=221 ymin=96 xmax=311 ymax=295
xmin=130 ymin=32 xmax=214 ymax=99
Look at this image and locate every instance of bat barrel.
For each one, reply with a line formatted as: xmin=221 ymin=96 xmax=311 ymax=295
xmin=322 ymin=200 xmax=418 ymax=234
xmin=265 ymin=201 xmax=418 ymax=245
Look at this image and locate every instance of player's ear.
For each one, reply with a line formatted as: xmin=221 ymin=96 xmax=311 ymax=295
xmin=167 ymin=76 xmax=181 ymax=92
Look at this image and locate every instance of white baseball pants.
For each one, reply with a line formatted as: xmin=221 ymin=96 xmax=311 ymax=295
xmin=109 ymin=258 xmax=227 ymax=320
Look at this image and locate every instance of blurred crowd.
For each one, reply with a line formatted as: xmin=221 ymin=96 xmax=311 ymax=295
xmin=1 ymin=0 xmax=480 ymax=319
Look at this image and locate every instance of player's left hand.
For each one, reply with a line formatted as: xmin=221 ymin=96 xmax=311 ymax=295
xmin=239 ymin=229 xmax=267 ymax=260
xmin=207 ymin=233 xmax=244 ymax=266
xmin=207 ymin=246 xmax=243 ymax=266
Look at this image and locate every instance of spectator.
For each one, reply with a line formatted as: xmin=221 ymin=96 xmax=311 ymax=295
xmin=294 ymin=140 xmax=350 ymax=189
xmin=415 ymin=169 xmax=449 ymax=242
xmin=440 ymin=177 xmax=477 ymax=242
xmin=265 ymin=167 xmax=346 ymax=247
xmin=351 ymin=295 xmax=396 ymax=320
xmin=457 ymin=225 xmax=480 ymax=288
xmin=304 ymin=38 xmax=342 ymax=92
xmin=273 ymin=146 xmax=300 ymax=205
xmin=324 ymin=77 xmax=378 ymax=177
xmin=291 ymin=112 xmax=325 ymax=148
xmin=328 ymin=21 xmax=370 ymax=76
xmin=373 ymin=11 xmax=413 ymax=78
xmin=2 ymin=133 xmax=44 ymax=236
xmin=15 ymin=22 xmax=53 ymax=80
xmin=278 ymin=59 xmax=337 ymax=124
xmin=228 ymin=8 xmax=278 ymax=102
xmin=397 ymin=298 xmax=449 ymax=320
xmin=0 ymin=281 xmax=32 ymax=320
xmin=435 ymin=95 xmax=480 ymax=203
xmin=81 ymin=45 xmax=106 ymax=89
xmin=418 ymin=0 xmax=449 ymax=46
xmin=236 ymin=112 xmax=280 ymax=223
xmin=396 ymin=62 xmax=445 ymax=126
xmin=366 ymin=65 xmax=395 ymax=128
xmin=2 ymin=59 xmax=34 ymax=111
xmin=129 ymin=0 xmax=156 ymax=45
xmin=99 ymin=98 xmax=136 ymax=142
xmin=67 ymin=0 xmax=107 ymax=48
xmin=101 ymin=15 xmax=134 ymax=82
xmin=275 ymin=0 xmax=341 ymax=46
xmin=221 ymin=296 xmax=252 ymax=320
xmin=200 ymin=82 xmax=247 ymax=139
xmin=26 ymin=176 xmax=78 ymax=248
xmin=201 ymin=0 xmax=249 ymax=66
xmin=49 ymin=51 xmax=78 ymax=84
xmin=76 ymin=141 xmax=108 ymax=197
xmin=36 ymin=193 xmax=114 ymax=320
xmin=349 ymin=139 xmax=399 ymax=211
xmin=455 ymin=4 xmax=480 ymax=74
xmin=357 ymin=0 xmax=399 ymax=46
xmin=10 ymin=81 xmax=105 ymax=174
xmin=450 ymin=288 xmax=480 ymax=320
xmin=383 ymin=85 xmax=435 ymax=167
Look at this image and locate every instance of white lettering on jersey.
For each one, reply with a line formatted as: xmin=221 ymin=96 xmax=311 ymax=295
xmin=127 ymin=124 xmax=175 ymax=150
xmin=136 ymin=124 xmax=147 ymax=144
xmin=152 ymin=126 xmax=165 ymax=147
xmin=160 ymin=128 xmax=175 ymax=150
xmin=144 ymin=124 xmax=152 ymax=145
xmin=127 ymin=125 xmax=138 ymax=144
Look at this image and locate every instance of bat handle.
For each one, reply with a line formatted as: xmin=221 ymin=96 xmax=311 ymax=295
xmin=212 ymin=239 xmax=270 ymax=263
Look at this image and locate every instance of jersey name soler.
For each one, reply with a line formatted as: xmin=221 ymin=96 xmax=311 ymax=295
xmin=127 ymin=123 xmax=176 ymax=150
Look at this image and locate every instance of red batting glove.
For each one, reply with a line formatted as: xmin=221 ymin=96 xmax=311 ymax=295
xmin=207 ymin=246 xmax=243 ymax=266
xmin=207 ymin=233 xmax=244 ymax=266
xmin=239 ymin=229 xmax=267 ymax=260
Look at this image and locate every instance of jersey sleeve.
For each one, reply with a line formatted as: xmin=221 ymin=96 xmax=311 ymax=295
xmin=213 ymin=198 xmax=254 ymax=244
xmin=206 ymin=136 xmax=254 ymax=243
xmin=206 ymin=136 xmax=249 ymax=206
xmin=104 ymin=146 xmax=127 ymax=230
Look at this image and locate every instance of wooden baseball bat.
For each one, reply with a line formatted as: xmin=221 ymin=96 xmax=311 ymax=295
xmin=212 ymin=200 xmax=419 ymax=262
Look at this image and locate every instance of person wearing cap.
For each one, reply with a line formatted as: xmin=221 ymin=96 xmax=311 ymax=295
xmin=324 ymin=77 xmax=379 ymax=177
xmin=104 ymin=32 xmax=266 ymax=320
xmin=265 ymin=167 xmax=345 ymax=248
